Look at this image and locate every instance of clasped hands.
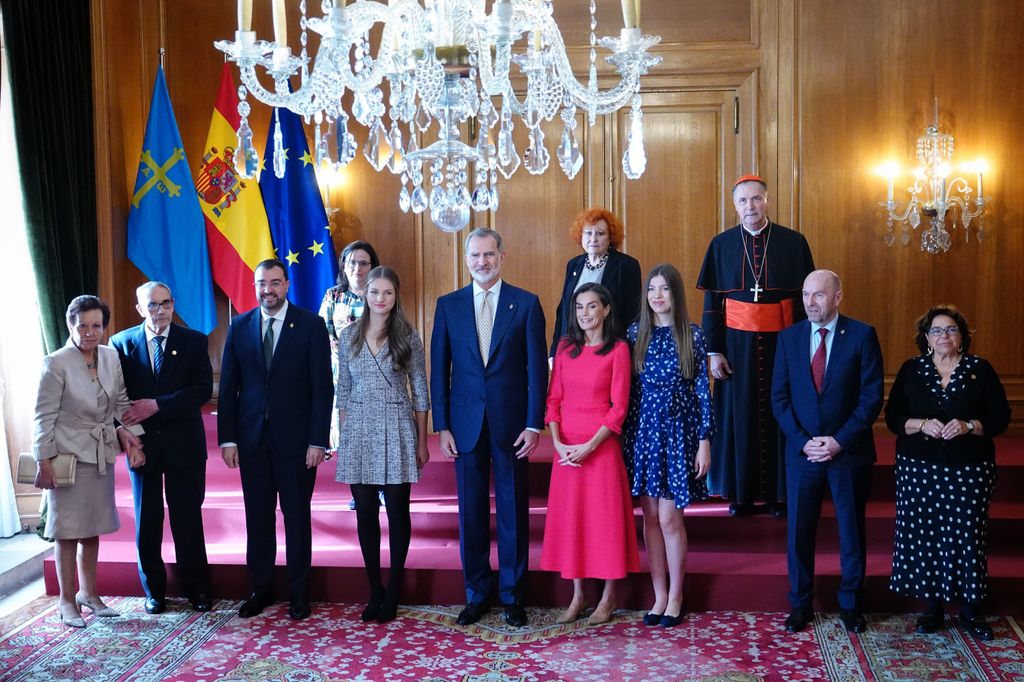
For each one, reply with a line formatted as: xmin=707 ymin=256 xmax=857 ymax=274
xmin=118 ymin=427 xmax=146 ymax=469
xmin=920 ymin=418 xmax=970 ymax=440
xmin=554 ymin=438 xmax=596 ymax=467
xmin=802 ymin=435 xmax=842 ymax=463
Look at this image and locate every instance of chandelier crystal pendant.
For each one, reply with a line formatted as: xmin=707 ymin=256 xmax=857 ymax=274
xmin=878 ymin=99 xmax=988 ymax=254
xmin=215 ymin=0 xmax=662 ymax=232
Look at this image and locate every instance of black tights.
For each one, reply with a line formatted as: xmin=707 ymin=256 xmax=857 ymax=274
xmin=351 ymin=484 xmax=412 ymax=601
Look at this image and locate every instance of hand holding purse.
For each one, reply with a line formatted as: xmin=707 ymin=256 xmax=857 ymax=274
xmin=17 ymin=453 xmax=77 ymax=487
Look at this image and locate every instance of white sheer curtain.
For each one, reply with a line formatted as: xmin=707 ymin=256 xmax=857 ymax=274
xmin=0 ymin=20 xmax=45 ymax=535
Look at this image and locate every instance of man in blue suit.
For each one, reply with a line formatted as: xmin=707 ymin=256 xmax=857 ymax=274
xmin=431 ymin=228 xmax=548 ymax=627
xmin=218 ymin=259 xmax=333 ymax=621
xmin=111 ymin=281 xmax=213 ymax=615
xmin=771 ymin=269 xmax=883 ymax=633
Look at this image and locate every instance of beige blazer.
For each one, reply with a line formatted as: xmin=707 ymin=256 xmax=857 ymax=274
xmin=32 ymin=341 xmax=144 ymax=474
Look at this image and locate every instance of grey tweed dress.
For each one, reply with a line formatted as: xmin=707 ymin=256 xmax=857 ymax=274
xmin=334 ymin=325 xmax=430 ymax=485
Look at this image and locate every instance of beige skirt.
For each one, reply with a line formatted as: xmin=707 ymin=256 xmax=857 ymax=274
xmin=44 ymin=461 xmax=119 ymax=540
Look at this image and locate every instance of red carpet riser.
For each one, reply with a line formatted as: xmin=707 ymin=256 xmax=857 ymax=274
xmin=44 ymin=411 xmax=1024 ymax=614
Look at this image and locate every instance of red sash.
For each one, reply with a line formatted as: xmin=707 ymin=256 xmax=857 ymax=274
xmin=724 ymin=298 xmax=795 ymax=333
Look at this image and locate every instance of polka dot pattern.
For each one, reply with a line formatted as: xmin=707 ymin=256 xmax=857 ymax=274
xmin=889 ymin=455 xmax=995 ymax=603
xmin=623 ymin=322 xmax=714 ymax=509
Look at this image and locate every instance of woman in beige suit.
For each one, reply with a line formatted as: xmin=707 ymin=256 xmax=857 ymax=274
xmin=335 ymin=267 xmax=429 ymax=623
xmin=33 ymin=296 xmax=145 ymax=627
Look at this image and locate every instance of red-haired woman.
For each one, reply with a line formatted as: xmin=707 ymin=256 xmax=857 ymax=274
xmin=550 ymin=208 xmax=642 ymax=359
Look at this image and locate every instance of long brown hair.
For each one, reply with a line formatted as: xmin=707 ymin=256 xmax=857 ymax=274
xmin=348 ymin=266 xmax=415 ymax=372
xmin=633 ymin=264 xmax=695 ymax=379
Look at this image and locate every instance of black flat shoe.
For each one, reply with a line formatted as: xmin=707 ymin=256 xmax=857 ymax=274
xmin=642 ymin=612 xmax=663 ymax=626
xmin=377 ymin=595 xmax=399 ymax=623
xmin=729 ymin=502 xmax=756 ymax=517
xmin=958 ymin=614 xmax=994 ymax=641
xmin=144 ymin=597 xmax=166 ymax=615
xmin=659 ymin=613 xmax=684 ymax=628
xmin=915 ymin=611 xmax=944 ymax=634
xmin=784 ymin=607 xmax=813 ymax=632
xmin=455 ymin=602 xmax=490 ymax=626
xmin=361 ymin=597 xmax=383 ymax=622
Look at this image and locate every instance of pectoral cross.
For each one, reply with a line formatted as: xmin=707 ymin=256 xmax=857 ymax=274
xmin=750 ymin=282 xmax=763 ymax=302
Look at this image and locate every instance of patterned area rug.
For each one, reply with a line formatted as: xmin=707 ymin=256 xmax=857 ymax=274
xmin=0 ymin=598 xmax=1021 ymax=681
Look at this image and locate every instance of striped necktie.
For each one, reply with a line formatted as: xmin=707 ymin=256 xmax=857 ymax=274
xmin=151 ymin=336 xmax=164 ymax=375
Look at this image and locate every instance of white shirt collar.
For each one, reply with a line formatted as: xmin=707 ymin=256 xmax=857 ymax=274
xmin=144 ymin=325 xmax=169 ymax=345
xmin=742 ymin=219 xmax=770 ymax=236
xmin=812 ymin=315 xmax=839 ymax=335
xmin=473 ymin=279 xmax=503 ymax=299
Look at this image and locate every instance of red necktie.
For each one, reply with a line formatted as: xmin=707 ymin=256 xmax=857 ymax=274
xmin=811 ymin=327 xmax=828 ymax=393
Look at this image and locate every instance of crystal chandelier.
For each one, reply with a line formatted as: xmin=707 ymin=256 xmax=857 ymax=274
xmin=215 ymin=0 xmax=661 ymax=232
xmin=878 ymin=99 xmax=988 ymax=254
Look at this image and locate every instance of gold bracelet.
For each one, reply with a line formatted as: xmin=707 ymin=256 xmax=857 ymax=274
xmin=919 ymin=418 xmax=928 ymax=432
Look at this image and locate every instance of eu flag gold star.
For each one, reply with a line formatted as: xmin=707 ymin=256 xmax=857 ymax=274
xmin=308 ymin=240 xmax=325 ymax=256
xmin=286 ymin=250 xmax=300 ymax=265
xmin=300 ymin=151 xmax=314 ymax=167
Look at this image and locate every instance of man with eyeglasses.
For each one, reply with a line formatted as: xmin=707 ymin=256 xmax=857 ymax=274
xmin=110 ymin=281 xmax=214 ymax=614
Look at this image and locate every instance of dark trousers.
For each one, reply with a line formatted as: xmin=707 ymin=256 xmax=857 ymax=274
xmin=454 ymin=418 xmax=529 ymax=605
xmin=239 ymin=428 xmax=318 ymax=598
xmin=129 ymin=450 xmax=210 ymax=600
xmin=786 ymin=456 xmax=871 ymax=611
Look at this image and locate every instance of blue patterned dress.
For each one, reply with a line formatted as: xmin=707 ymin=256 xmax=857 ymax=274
xmin=624 ymin=322 xmax=714 ymax=508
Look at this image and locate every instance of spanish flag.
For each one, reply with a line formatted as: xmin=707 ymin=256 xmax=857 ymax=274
xmin=195 ymin=64 xmax=275 ymax=312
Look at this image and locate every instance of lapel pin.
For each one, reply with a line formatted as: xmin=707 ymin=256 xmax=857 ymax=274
xmin=840 ymin=329 xmax=846 ymax=335
xmin=290 ymin=323 xmax=295 ymax=328
xmin=572 ymin=271 xmax=577 ymax=277
xmin=508 ymin=304 xmax=513 ymax=309
xmin=171 ymin=350 xmax=178 ymax=356
xmin=971 ymin=374 xmax=977 ymax=380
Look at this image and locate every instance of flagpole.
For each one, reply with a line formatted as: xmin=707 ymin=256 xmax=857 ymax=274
xmin=159 ymin=47 xmax=166 ymax=70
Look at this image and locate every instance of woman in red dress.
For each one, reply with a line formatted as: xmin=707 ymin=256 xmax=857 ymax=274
xmin=541 ymin=282 xmax=638 ymax=626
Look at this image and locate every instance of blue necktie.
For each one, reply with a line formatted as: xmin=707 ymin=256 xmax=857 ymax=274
xmin=151 ymin=336 xmax=164 ymax=376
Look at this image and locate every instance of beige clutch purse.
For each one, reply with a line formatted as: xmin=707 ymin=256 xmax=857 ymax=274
xmin=17 ymin=453 xmax=77 ymax=487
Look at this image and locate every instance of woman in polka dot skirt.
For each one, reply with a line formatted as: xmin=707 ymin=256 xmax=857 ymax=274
xmin=623 ymin=264 xmax=713 ymax=628
xmin=885 ymin=306 xmax=1011 ymax=640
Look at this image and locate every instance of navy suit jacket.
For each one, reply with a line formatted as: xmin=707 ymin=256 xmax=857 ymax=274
xmin=431 ymin=282 xmax=548 ymax=453
xmin=110 ymin=322 xmax=213 ymax=470
xmin=217 ymin=304 xmax=333 ymax=458
xmin=771 ymin=314 xmax=884 ymax=466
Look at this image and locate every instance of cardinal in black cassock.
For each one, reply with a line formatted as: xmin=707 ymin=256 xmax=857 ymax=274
xmin=697 ymin=175 xmax=815 ymax=515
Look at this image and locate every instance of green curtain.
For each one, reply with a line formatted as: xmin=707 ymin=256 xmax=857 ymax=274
xmin=1 ymin=0 xmax=97 ymax=353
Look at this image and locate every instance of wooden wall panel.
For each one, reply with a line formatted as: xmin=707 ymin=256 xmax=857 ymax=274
xmin=553 ymin=0 xmax=754 ymax=47
xmin=793 ymin=0 xmax=1024 ymax=412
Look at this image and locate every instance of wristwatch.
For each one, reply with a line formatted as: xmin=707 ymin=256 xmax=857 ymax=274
xmin=966 ymin=420 xmax=976 ymax=433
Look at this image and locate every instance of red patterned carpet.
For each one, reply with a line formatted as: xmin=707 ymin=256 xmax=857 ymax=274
xmin=1 ymin=597 xmax=1021 ymax=681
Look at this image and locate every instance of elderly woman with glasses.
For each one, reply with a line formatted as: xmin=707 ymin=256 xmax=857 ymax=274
xmin=885 ymin=306 xmax=1010 ymax=641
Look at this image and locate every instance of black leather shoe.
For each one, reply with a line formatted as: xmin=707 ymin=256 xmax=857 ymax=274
xmin=958 ymin=614 xmax=994 ymax=641
xmin=728 ymin=502 xmax=755 ymax=516
xmin=361 ymin=596 xmax=383 ymax=622
xmin=144 ymin=597 xmax=166 ymax=615
xmin=238 ymin=591 xmax=273 ymax=618
xmin=840 ymin=610 xmax=867 ymax=633
xmin=916 ymin=611 xmax=944 ymax=634
xmin=190 ymin=593 xmax=212 ymax=612
xmin=289 ymin=597 xmax=311 ymax=621
xmin=455 ymin=602 xmax=490 ymax=626
xmin=503 ymin=602 xmax=528 ymax=627
xmin=770 ymin=502 xmax=787 ymax=519
xmin=377 ymin=594 xmax=399 ymax=624
xmin=784 ymin=607 xmax=813 ymax=632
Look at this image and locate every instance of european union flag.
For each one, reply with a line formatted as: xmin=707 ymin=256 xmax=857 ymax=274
xmin=259 ymin=107 xmax=338 ymax=311
xmin=127 ymin=66 xmax=217 ymax=333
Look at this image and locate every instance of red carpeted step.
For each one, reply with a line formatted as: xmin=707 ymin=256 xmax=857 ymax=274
xmin=43 ymin=409 xmax=1024 ymax=615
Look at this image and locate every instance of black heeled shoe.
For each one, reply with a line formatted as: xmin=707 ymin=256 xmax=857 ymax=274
xmin=958 ymin=613 xmax=994 ymax=641
xmin=377 ymin=593 xmax=399 ymax=623
xmin=361 ymin=595 xmax=384 ymax=622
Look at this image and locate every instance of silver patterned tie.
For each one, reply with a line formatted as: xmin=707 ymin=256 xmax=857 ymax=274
xmin=477 ymin=290 xmax=492 ymax=366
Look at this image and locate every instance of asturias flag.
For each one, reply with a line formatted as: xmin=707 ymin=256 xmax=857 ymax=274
xmin=127 ymin=65 xmax=217 ymax=333
xmin=259 ymin=106 xmax=338 ymax=311
xmin=196 ymin=64 xmax=276 ymax=313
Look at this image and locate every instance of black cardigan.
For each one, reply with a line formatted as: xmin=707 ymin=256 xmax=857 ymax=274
xmin=884 ymin=354 xmax=1011 ymax=466
xmin=550 ymin=249 xmax=642 ymax=357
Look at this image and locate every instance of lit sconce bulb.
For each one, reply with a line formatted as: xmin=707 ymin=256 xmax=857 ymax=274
xmin=912 ymin=166 xmax=926 ymax=180
xmin=876 ymin=161 xmax=899 ymax=202
xmin=936 ymin=162 xmax=952 ymax=178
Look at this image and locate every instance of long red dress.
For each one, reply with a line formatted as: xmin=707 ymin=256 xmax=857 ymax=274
xmin=540 ymin=340 xmax=640 ymax=579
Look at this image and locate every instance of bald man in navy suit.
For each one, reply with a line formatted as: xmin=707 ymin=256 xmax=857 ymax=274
xmin=111 ymin=281 xmax=213 ymax=615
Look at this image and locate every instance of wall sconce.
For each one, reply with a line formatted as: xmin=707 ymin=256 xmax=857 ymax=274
xmin=878 ymin=99 xmax=988 ymax=254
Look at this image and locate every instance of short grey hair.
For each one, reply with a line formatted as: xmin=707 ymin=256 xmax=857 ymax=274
xmin=136 ymin=281 xmax=172 ymax=299
xmin=464 ymin=227 xmax=504 ymax=253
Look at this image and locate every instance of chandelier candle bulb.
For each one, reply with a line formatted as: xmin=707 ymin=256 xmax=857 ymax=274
xmin=635 ymin=0 xmax=642 ymax=28
xmin=238 ymin=0 xmax=252 ymax=32
xmin=621 ymin=0 xmax=637 ymax=28
xmin=272 ymin=0 xmax=287 ymax=47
